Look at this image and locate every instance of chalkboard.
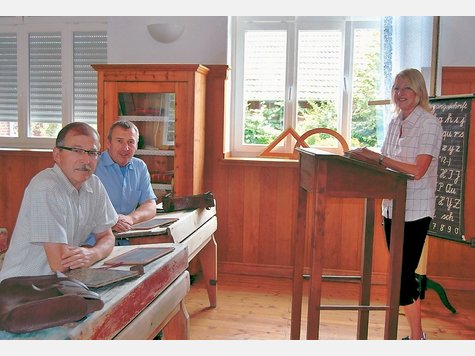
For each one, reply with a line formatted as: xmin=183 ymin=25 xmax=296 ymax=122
xmin=428 ymin=96 xmax=472 ymax=243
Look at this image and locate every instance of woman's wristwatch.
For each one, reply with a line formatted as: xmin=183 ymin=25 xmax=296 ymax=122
xmin=378 ymin=154 xmax=385 ymax=165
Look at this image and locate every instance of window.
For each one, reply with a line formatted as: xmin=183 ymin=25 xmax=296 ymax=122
xmin=230 ymin=16 xmax=434 ymax=158
xmin=0 ymin=17 xmax=107 ymax=149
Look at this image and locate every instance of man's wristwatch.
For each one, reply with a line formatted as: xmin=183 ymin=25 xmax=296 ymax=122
xmin=378 ymin=154 xmax=385 ymax=165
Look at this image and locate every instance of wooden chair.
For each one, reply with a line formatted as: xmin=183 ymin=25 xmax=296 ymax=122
xmin=292 ymin=128 xmax=349 ymax=159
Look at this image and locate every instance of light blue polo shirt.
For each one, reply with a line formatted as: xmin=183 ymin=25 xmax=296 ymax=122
xmin=94 ymin=150 xmax=157 ymax=214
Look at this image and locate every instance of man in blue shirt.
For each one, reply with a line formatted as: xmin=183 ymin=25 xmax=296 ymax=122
xmin=86 ymin=120 xmax=157 ymax=245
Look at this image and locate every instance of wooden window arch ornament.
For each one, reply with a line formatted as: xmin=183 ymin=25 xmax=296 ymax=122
xmin=258 ymin=127 xmax=302 ymax=159
xmin=291 ymin=128 xmax=349 ymax=160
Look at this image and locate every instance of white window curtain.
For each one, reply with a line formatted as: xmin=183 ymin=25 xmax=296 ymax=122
xmin=382 ymin=16 xmax=434 ymax=98
xmin=379 ymin=16 xmax=434 ymax=141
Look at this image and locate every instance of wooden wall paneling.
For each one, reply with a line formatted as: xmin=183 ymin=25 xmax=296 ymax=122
xmin=301 ymin=197 xmax=312 ymax=275
xmin=0 ymin=151 xmax=53 ymax=239
xmin=325 ymin=199 xmax=375 ymax=274
xmin=242 ymin=166 xmax=261 ymax=263
xmin=225 ymin=165 xmax=246 ymax=262
xmin=347 ymin=199 xmax=369 ymax=269
xmin=0 ymin=155 xmax=4 ymax=225
xmin=202 ymin=65 xmax=228 ymax=166
xmin=441 ymin=67 xmax=475 ymax=242
xmin=0 ymin=155 xmax=12 ymax=233
xmin=204 ymin=155 xmax=229 ymax=264
xmin=370 ymin=200 xmax=391 ymax=275
xmin=258 ymin=166 xmax=283 ymax=265
xmin=210 ymin=165 xmax=229 ymax=260
xmin=203 ymin=65 xmax=230 ymax=267
xmin=322 ymin=198 xmax=345 ymax=269
xmin=274 ymin=167 xmax=299 ymax=267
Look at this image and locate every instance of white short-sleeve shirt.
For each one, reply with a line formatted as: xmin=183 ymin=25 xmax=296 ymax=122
xmin=381 ymin=105 xmax=443 ymax=221
xmin=0 ymin=164 xmax=118 ymax=281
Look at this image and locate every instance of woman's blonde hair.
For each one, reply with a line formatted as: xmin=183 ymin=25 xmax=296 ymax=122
xmin=391 ymin=68 xmax=432 ymax=114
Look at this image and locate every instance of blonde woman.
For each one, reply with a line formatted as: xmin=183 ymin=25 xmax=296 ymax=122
xmin=349 ymin=68 xmax=443 ymax=340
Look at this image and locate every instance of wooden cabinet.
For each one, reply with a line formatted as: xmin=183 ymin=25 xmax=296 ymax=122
xmin=92 ymin=64 xmax=209 ymax=198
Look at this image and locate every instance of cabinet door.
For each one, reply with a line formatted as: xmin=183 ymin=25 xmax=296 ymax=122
xmin=103 ymin=81 xmax=178 ymax=197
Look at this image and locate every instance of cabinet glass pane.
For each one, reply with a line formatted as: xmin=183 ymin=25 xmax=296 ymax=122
xmin=118 ymin=92 xmax=175 ymax=149
xmin=117 ymin=92 xmax=175 ymax=197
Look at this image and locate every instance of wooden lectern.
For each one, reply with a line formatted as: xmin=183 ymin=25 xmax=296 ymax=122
xmin=290 ymin=148 xmax=411 ymax=340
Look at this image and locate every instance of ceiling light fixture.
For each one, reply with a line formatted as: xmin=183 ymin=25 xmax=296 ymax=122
xmin=147 ymin=23 xmax=185 ymax=44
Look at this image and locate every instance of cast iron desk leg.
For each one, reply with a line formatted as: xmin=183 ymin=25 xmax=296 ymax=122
xmin=416 ymin=274 xmax=457 ymax=314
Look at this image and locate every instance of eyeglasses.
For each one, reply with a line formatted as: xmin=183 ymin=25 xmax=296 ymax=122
xmin=57 ymin=146 xmax=101 ymax=158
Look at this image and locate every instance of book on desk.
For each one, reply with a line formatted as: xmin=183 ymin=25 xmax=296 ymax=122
xmin=130 ymin=217 xmax=179 ymax=230
xmin=66 ymin=246 xmax=175 ymax=288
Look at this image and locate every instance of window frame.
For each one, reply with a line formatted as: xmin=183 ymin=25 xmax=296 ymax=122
xmin=229 ymin=16 xmax=382 ymax=158
xmin=0 ymin=17 xmax=107 ymax=150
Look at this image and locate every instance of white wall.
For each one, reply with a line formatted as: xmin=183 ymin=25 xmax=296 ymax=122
xmin=438 ymin=16 xmax=475 ymax=94
xmin=439 ymin=16 xmax=475 ymax=66
xmin=107 ymin=16 xmax=228 ymax=64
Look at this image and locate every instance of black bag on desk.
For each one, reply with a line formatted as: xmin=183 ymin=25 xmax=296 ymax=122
xmin=161 ymin=191 xmax=215 ymax=212
xmin=0 ymin=273 xmax=104 ymax=333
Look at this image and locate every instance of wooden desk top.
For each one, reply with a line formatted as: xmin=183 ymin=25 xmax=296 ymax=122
xmin=0 ymin=243 xmax=188 ymax=340
xmin=116 ymin=206 xmax=217 ymax=243
xmin=299 ymin=147 xmax=413 ymax=179
xmin=297 ymin=147 xmax=411 ymax=199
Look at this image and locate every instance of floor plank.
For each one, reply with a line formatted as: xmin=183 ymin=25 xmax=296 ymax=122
xmin=186 ymin=273 xmax=475 ymax=340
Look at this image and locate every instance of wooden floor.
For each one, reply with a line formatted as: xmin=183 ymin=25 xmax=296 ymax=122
xmin=185 ymin=272 xmax=475 ymax=340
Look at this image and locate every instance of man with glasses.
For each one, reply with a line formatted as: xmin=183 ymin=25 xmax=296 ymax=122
xmin=0 ymin=122 xmax=118 ymax=281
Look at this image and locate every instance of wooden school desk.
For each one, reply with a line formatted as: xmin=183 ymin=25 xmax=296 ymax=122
xmin=0 ymin=243 xmax=189 ymax=340
xmin=115 ymin=205 xmax=218 ymax=307
xmin=290 ymin=148 xmax=410 ymax=340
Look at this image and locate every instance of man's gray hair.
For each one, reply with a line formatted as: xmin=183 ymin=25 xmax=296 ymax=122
xmin=56 ymin=122 xmax=100 ymax=147
xmin=108 ymin=119 xmax=139 ymax=140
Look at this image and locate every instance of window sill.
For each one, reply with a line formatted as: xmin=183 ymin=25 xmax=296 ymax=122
xmin=220 ymin=153 xmax=299 ymax=168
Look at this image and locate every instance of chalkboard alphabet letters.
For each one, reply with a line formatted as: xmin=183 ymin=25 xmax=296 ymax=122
xmin=428 ymin=97 xmax=471 ymax=242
